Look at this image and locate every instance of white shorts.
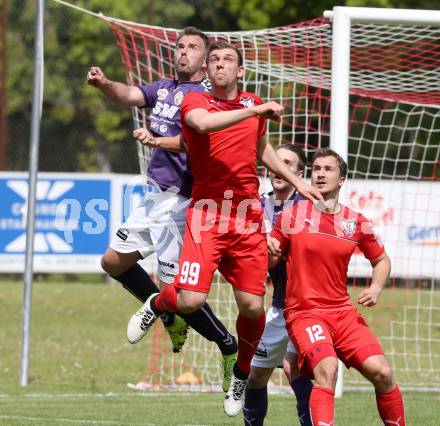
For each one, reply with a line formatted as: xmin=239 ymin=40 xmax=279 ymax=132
xmin=110 ymin=188 xmax=190 ymax=284
xmin=251 ymin=306 xmax=297 ymax=369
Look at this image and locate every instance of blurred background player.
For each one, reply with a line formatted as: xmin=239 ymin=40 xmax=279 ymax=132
xmin=269 ymin=148 xmax=405 ymax=426
xmin=128 ymin=41 xmax=323 ymax=416
xmin=87 ymin=28 xmax=238 ymax=390
xmin=243 ymin=144 xmax=313 ymax=426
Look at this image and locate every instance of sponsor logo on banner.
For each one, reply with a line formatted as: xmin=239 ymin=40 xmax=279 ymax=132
xmin=0 ymin=177 xmax=110 ymax=256
xmin=348 ymin=189 xmax=394 ymax=226
xmin=340 ymin=219 xmax=356 ymax=238
xmin=157 ymin=88 xmax=169 ymax=101
xmin=407 ymin=225 xmax=440 ymax=246
xmin=173 ymin=91 xmax=184 ymax=106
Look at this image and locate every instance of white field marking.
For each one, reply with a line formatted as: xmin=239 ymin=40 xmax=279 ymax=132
xmin=0 ymin=392 xmax=194 ymax=398
xmin=0 ymin=416 xmax=210 ymax=426
xmin=0 ymin=416 xmax=155 ymax=425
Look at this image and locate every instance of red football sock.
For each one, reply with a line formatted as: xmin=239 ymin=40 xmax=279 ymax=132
xmin=153 ymin=284 xmax=179 ymax=313
xmin=235 ymin=310 xmax=265 ymax=374
xmin=309 ymin=386 xmax=335 ymax=426
xmin=376 ymin=385 xmax=406 ymax=426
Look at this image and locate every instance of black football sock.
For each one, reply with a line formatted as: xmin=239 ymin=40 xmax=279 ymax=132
xmin=113 ymin=263 xmax=159 ymax=302
xmin=233 ymin=361 xmax=250 ymax=380
xmin=180 ymin=303 xmax=237 ymax=355
xmin=243 ymin=386 xmax=268 ymax=426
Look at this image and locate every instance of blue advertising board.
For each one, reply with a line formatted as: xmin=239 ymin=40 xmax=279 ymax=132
xmin=0 ymin=173 xmax=111 ymax=272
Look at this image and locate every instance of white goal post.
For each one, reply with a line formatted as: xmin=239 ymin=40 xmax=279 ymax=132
xmin=326 ymin=7 xmax=440 ymax=396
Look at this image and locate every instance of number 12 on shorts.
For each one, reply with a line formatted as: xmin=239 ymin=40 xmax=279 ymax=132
xmin=306 ymin=324 xmax=325 ymax=343
xmin=179 ymin=261 xmax=200 ymax=285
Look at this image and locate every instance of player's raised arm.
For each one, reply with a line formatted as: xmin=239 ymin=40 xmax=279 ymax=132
xmin=87 ymin=66 xmax=145 ymax=107
xmin=184 ymin=101 xmax=284 ymax=134
xmin=133 ymin=128 xmax=187 ymax=153
xmin=357 ymin=252 xmax=391 ymax=307
xmin=183 ymin=102 xmax=276 ymax=134
xmin=257 ymin=137 xmax=323 ymax=203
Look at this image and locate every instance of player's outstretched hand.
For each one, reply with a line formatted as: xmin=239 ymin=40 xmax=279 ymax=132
xmin=295 ymin=180 xmax=324 ymax=203
xmin=133 ymin=128 xmax=157 ymax=147
xmin=253 ymin=101 xmax=284 ymax=122
xmin=87 ymin=66 xmax=107 ymax=87
xmin=357 ymin=284 xmax=382 ymax=307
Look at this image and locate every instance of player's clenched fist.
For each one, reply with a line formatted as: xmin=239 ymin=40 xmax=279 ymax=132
xmin=357 ymin=284 xmax=382 ymax=307
xmin=87 ymin=66 xmax=107 ymax=87
xmin=252 ymin=101 xmax=284 ymax=121
xmin=133 ymin=128 xmax=157 ymax=147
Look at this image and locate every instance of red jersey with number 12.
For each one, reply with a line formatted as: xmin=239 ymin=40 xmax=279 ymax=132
xmin=271 ymin=199 xmax=385 ymax=311
xmin=180 ymin=90 xmax=266 ymax=202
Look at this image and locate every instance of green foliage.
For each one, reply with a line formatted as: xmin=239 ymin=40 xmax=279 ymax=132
xmin=7 ymin=0 xmax=195 ymax=172
xmin=5 ymin=0 xmax=439 ymax=172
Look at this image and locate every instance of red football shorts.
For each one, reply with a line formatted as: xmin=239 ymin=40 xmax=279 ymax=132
xmin=284 ymin=308 xmax=384 ymax=377
xmin=174 ymin=205 xmax=267 ymax=295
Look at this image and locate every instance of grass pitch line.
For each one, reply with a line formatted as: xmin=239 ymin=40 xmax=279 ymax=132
xmin=0 ymin=416 xmax=155 ymax=425
xmin=0 ymin=392 xmax=194 ymax=398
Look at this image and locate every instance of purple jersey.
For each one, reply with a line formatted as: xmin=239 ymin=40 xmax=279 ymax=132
xmin=262 ymin=192 xmax=303 ymax=309
xmin=139 ymin=78 xmax=210 ymax=198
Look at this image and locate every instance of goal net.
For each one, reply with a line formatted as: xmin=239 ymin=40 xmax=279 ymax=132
xmin=105 ymin=14 xmax=440 ymax=392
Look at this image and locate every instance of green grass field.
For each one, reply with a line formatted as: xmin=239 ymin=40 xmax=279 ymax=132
xmin=1 ymin=280 xmax=439 ymax=425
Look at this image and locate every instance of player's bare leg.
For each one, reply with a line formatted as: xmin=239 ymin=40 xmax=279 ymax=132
xmin=360 ymin=355 xmax=406 ymax=426
xmin=224 ymin=289 xmax=265 ymax=417
xmin=175 ymin=287 xmax=208 ymax=313
xmin=101 ymin=247 xmax=141 ymax=277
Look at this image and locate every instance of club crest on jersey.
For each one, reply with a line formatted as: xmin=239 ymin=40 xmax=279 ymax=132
xmin=340 ymin=219 xmax=356 ymax=237
xmin=239 ymin=96 xmax=255 ymax=108
xmin=174 ymin=91 xmax=184 ymax=106
xmin=157 ymin=88 xmax=169 ymax=101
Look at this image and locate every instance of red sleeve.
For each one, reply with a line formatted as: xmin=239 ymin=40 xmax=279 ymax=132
xmin=258 ymin=117 xmax=267 ymax=138
xmin=181 ymin=92 xmax=208 ymax=122
xmin=253 ymin=94 xmax=266 ymax=138
xmin=270 ymin=211 xmax=290 ymax=253
xmin=358 ymin=218 xmax=385 ymax=261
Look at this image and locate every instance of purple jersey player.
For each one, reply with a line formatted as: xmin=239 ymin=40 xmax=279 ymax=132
xmin=87 ymin=27 xmax=238 ymax=390
xmin=243 ymin=145 xmax=313 ymax=426
xmin=139 ymin=77 xmax=209 ymax=198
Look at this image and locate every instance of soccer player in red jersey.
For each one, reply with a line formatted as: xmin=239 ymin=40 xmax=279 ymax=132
xmin=128 ymin=41 xmax=323 ymax=416
xmin=269 ymin=148 xmax=405 ymax=426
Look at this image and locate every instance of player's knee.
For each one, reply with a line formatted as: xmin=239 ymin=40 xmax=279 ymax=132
xmin=283 ymin=354 xmax=300 ymax=381
xmin=247 ymin=368 xmax=271 ymax=388
xmin=237 ymin=300 xmax=263 ymax=319
xmin=314 ymin=357 xmax=338 ymax=388
xmin=101 ymin=253 xmax=117 ymax=276
xmin=370 ymin=363 xmax=394 ymax=390
xmin=177 ymin=295 xmax=205 ymax=314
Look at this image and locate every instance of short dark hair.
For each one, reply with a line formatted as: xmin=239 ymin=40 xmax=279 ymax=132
xmin=176 ymin=27 xmax=209 ymax=50
xmin=311 ymin=148 xmax=347 ymax=178
xmin=277 ymin=144 xmax=306 ymax=172
xmin=207 ymin=41 xmax=243 ymax=66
